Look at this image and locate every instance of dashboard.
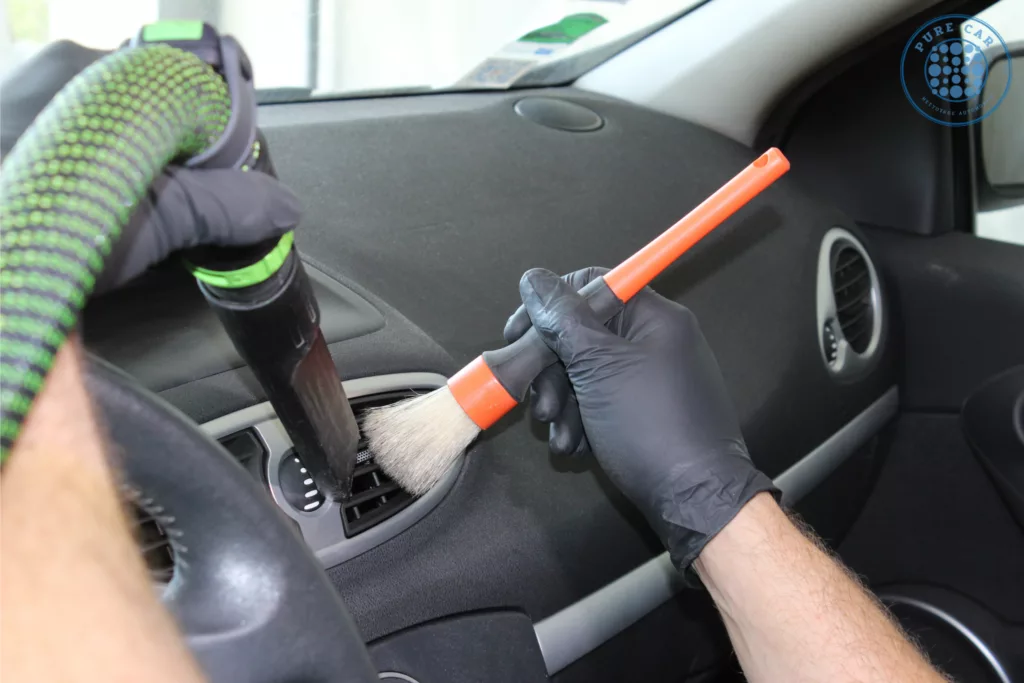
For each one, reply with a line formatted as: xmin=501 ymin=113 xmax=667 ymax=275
xmin=81 ymin=87 xmax=898 ymax=680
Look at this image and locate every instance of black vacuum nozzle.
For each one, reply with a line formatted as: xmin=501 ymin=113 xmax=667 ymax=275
xmin=138 ymin=21 xmax=361 ymax=499
xmin=199 ymin=249 xmax=361 ymax=499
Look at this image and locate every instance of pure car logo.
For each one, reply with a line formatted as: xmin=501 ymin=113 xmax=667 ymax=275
xmin=900 ymin=14 xmax=1012 ymax=127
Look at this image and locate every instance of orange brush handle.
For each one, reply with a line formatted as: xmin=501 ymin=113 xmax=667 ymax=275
xmin=450 ymin=148 xmax=790 ymax=430
xmin=603 ymin=147 xmax=790 ymax=302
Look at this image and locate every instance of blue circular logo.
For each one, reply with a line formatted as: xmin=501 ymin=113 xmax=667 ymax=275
xmin=901 ymin=14 xmax=1012 ymax=126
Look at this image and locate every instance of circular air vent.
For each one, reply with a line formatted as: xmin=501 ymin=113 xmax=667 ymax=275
xmin=816 ymin=228 xmax=883 ymax=378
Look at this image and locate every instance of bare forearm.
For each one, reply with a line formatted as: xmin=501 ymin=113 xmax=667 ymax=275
xmin=1 ymin=340 xmax=205 ymax=683
xmin=694 ymin=493 xmax=945 ymax=683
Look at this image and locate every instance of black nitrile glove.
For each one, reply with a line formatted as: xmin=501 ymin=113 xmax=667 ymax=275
xmin=93 ymin=168 xmax=300 ymax=292
xmin=505 ymin=267 xmax=778 ymax=569
xmin=1 ymin=40 xmax=301 ymax=294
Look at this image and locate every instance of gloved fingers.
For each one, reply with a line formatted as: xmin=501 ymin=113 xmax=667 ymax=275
xmin=503 ymin=305 xmax=532 ymax=345
xmin=518 ymin=268 xmax=620 ymax=363
xmin=617 ymin=289 xmax=700 ymax=346
xmin=527 ymin=364 xmax=589 ymax=457
xmin=529 ymin=365 xmax=571 ymax=422
xmin=94 ymin=168 xmax=301 ymax=294
xmin=159 ymin=168 xmax=302 ymax=247
xmin=548 ymin=391 xmax=588 ymax=456
xmin=504 ymin=266 xmax=610 ymax=343
xmin=562 ymin=265 xmax=611 ymax=290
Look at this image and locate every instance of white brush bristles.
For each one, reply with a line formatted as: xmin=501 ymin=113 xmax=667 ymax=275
xmin=361 ymin=386 xmax=480 ymax=495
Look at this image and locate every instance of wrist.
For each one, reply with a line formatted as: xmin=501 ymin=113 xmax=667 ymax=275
xmin=657 ymin=462 xmax=779 ymax=571
xmin=692 ymin=491 xmax=787 ymax=589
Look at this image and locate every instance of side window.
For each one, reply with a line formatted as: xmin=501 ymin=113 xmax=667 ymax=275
xmin=967 ymin=0 xmax=1024 ymax=245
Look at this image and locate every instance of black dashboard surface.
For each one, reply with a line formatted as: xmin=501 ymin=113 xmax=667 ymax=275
xmin=83 ymin=87 xmax=896 ymax=641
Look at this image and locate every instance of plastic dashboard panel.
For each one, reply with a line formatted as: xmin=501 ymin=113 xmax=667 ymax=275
xmin=82 ymin=87 xmax=897 ymax=649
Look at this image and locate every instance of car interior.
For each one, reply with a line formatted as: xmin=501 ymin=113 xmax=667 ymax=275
xmin=6 ymin=0 xmax=1023 ymax=680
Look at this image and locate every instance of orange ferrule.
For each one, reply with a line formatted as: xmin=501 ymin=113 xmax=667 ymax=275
xmin=447 ymin=356 xmax=518 ymax=429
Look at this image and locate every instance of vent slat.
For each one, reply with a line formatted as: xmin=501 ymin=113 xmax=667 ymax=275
xmin=139 ymin=538 xmax=173 ymax=555
xmin=834 ymin=251 xmax=863 ymax=271
xmin=345 ymin=481 xmax=400 ymax=507
xmin=845 ymin=322 xmax=871 ymax=346
xmin=340 ymin=391 xmax=422 ymax=536
xmin=842 ymin=314 xmax=871 ymax=337
xmin=836 ymin=291 xmax=870 ymax=315
xmin=131 ymin=503 xmax=175 ymax=585
xmin=831 ymin=245 xmax=874 ymax=354
xmin=838 ymin=303 xmax=871 ymax=327
xmin=352 ymin=462 xmax=379 ymax=478
xmin=833 ymin=268 xmax=869 ymax=295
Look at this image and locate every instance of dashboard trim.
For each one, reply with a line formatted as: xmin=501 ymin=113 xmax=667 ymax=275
xmin=534 ymin=386 xmax=899 ymax=675
xmin=201 ymin=372 xmax=462 ymax=568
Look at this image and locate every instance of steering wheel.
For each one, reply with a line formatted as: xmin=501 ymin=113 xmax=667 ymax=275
xmin=85 ymin=355 xmax=379 ymax=683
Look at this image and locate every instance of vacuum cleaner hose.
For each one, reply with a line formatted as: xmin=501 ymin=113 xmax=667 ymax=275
xmin=0 ymin=44 xmax=231 ymax=459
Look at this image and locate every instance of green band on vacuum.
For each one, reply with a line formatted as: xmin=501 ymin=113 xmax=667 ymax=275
xmin=142 ymin=20 xmax=204 ymax=42
xmin=188 ymin=232 xmax=294 ymax=288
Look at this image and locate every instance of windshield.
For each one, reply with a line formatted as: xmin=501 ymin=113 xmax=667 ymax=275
xmin=1 ymin=0 xmax=699 ymax=100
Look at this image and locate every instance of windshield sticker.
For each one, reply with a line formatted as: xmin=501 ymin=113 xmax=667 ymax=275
xmin=458 ymin=59 xmax=539 ymax=89
xmin=519 ymin=13 xmax=609 ymax=44
xmin=456 ymin=13 xmax=608 ymax=89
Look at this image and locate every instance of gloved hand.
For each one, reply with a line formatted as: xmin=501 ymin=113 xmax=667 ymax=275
xmin=505 ymin=267 xmax=778 ymax=569
xmin=1 ymin=40 xmax=301 ymax=293
xmin=92 ymin=168 xmax=300 ymax=292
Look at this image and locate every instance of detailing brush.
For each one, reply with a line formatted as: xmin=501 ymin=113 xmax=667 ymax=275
xmin=364 ymin=148 xmax=791 ymax=494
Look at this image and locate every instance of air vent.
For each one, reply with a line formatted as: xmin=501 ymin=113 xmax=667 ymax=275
xmin=205 ymin=371 xmax=460 ymax=567
xmin=341 ymin=391 xmax=416 ymax=536
xmin=265 ymin=390 xmax=418 ymax=534
xmin=816 ymin=228 xmax=883 ymax=378
xmin=341 ymin=447 xmax=413 ymax=536
xmin=129 ymin=426 xmax=260 ymax=586
xmin=831 ymin=245 xmax=873 ymax=353
xmin=132 ymin=503 xmax=174 ymax=584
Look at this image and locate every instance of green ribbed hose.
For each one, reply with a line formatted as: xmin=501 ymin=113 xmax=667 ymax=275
xmin=0 ymin=44 xmax=231 ymax=460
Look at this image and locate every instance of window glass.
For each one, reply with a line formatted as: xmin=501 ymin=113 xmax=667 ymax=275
xmin=1 ymin=0 xmax=698 ymax=96
xmin=966 ymin=0 xmax=1024 ymax=246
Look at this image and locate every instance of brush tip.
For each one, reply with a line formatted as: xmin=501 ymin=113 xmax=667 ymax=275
xmin=361 ymin=386 xmax=481 ymax=495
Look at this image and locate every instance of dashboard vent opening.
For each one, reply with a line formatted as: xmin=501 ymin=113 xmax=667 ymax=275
xmin=831 ymin=245 xmax=874 ymax=354
xmin=341 ymin=449 xmax=413 ymax=536
xmin=816 ymin=227 xmax=884 ymax=379
xmin=340 ymin=391 xmax=418 ymax=536
xmin=132 ymin=503 xmax=175 ymax=585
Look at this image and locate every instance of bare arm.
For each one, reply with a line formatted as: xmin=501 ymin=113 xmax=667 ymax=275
xmin=1 ymin=340 xmax=206 ymax=683
xmin=694 ymin=493 xmax=946 ymax=683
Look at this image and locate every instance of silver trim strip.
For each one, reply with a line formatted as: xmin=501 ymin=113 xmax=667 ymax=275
xmin=535 ymin=554 xmax=685 ymax=676
xmin=534 ymin=386 xmax=899 ymax=675
xmin=201 ymin=372 xmax=461 ymax=567
xmin=880 ymin=595 xmax=1012 ymax=683
xmin=202 ymin=372 xmax=451 ymax=440
xmin=775 ymin=387 xmax=898 ymax=506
